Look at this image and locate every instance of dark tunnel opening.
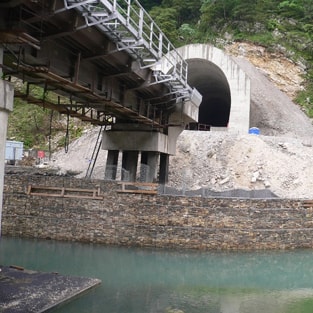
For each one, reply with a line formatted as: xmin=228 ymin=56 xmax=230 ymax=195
xmin=186 ymin=59 xmax=231 ymax=129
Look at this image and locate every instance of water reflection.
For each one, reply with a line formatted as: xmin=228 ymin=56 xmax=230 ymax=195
xmin=1 ymin=237 xmax=313 ymax=313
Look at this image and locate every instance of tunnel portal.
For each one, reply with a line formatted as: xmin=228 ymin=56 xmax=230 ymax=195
xmin=187 ymin=59 xmax=231 ymax=128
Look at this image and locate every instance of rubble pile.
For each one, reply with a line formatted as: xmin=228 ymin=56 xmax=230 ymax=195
xmin=169 ymin=131 xmax=313 ymax=199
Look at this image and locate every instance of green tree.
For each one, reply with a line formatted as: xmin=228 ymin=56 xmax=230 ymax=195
xmin=140 ymin=0 xmax=162 ymax=11
xmin=199 ymin=0 xmax=237 ymax=31
xmin=161 ymin=0 xmax=202 ymax=24
xmin=149 ymin=6 xmax=178 ymax=43
xmin=178 ymin=24 xmax=198 ymax=45
xmin=278 ymin=0 xmax=305 ymax=18
xmin=302 ymin=0 xmax=313 ymax=22
xmin=232 ymin=1 xmax=258 ymax=22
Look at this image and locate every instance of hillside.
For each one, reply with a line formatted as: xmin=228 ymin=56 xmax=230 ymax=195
xmin=49 ymin=43 xmax=313 ymax=199
xmin=226 ymin=42 xmax=313 ymax=137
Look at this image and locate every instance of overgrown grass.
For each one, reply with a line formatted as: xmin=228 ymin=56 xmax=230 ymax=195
xmin=295 ymin=81 xmax=313 ymax=118
xmin=7 ymin=80 xmax=90 ymax=151
xmin=7 ymin=99 xmax=50 ymax=150
xmin=234 ymin=32 xmax=276 ymax=47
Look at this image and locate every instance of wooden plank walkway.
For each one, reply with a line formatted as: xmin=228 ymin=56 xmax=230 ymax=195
xmin=117 ymin=182 xmax=158 ymax=195
xmin=26 ymin=185 xmax=103 ymax=200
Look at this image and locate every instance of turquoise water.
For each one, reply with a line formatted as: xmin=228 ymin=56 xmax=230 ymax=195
xmin=1 ymin=237 xmax=313 ymax=313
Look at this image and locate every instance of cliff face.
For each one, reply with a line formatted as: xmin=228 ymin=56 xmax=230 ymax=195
xmin=226 ymin=42 xmax=305 ymax=100
xmin=226 ymin=42 xmax=313 ymax=137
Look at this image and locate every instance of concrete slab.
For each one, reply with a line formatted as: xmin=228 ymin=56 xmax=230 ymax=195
xmin=0 ymin=265 xmax=101 ymax=313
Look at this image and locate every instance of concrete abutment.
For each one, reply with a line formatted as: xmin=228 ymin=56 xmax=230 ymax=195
xmin=140 ymin=151 xmax=158 ymax=182
xmin=104 ymin=150 xmax=119 ymax=180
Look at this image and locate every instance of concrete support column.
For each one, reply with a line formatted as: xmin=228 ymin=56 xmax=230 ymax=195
xmin=0 ymin=49 xmax=14 ymax=235
xmin=121 ymin=151 xmax=138 ymax=181
xmin=159 ymin=153 xmax=169 ymax=184
xmin=104 ymin=150 xmax=119 ymax=180
xmin=140 ymin=151 xmax=158 ymax=182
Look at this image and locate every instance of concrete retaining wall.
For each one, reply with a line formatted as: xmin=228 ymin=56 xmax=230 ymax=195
xmin=3 ymin=172 xmax=313 ymax=250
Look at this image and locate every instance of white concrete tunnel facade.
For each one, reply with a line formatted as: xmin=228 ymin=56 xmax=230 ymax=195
xmin=162 ymin=44 xmax=251 ymax=133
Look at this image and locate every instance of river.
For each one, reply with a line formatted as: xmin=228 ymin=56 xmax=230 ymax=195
xmin=1 ymin=237 xmax=313 ymax=313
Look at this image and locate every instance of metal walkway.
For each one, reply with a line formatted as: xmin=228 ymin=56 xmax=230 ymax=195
xmin=61 ymin=0 xmax=190 ymax=100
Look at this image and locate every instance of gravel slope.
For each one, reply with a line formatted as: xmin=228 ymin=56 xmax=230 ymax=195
xmin=170 ymin=131 xmax=313 ymax=198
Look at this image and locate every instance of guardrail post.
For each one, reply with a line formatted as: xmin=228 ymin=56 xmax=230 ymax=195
xmin=158 ymin=33 xmax=163 ymax=59
xmin=149 ymin=22 xmax=154 ymax=49
xmin=112 ymin=0 xmax=117 ymax=11
xmin=138 ymin=8 xmax=144 ymax=40
xmin=126 ymin=0 xmax=131 ymax=26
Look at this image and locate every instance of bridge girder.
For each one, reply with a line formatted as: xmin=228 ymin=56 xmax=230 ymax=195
xmin=0 ymin=0 xmax=199 ymax=131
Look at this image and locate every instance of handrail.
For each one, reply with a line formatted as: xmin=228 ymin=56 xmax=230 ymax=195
xmin=62 ymin=0 xmax=189 ymax=95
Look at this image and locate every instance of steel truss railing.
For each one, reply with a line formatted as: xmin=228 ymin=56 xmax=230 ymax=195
xmin=60 ymin=0 xmax=191 ymax=102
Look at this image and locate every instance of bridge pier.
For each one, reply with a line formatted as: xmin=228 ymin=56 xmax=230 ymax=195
xmin=121 ymin=151 xmax=139 ymax=182
xmin=104 ymin=150 xmax=119 ymax=180
xmin=159 ymin=153 xmax=169 ymax=184
xmin=104 ymin=149 xmax=164 ymax=183
xmin=0 ymin=48 xmax=14 ymax=235
xmin=140 ymin=152 xmax=158 ymax=183
xmin=102 ymin=124 xmax=183 ymax=184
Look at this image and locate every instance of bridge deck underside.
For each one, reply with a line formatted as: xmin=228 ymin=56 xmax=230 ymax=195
xmin=0 ymin=0 xmax=177 ymax=128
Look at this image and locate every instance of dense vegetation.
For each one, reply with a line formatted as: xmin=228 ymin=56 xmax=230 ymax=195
xmin=7 ymin=87 xmax=85 ymax=151
xmin=7 ymin=0 xmax=313 ymax=149
xmin=146 ymin=0 xmax=313 ymax=114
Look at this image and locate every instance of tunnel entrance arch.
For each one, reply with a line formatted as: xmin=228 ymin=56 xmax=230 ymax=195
xmin=160 ymin=44 xmax=251 ymax=133
xmin=187 ymin=59 xmax=231 ymax=128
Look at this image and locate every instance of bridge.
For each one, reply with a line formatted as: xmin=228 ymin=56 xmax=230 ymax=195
xmin=0 ymin=1 xmax=250 ymax=195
